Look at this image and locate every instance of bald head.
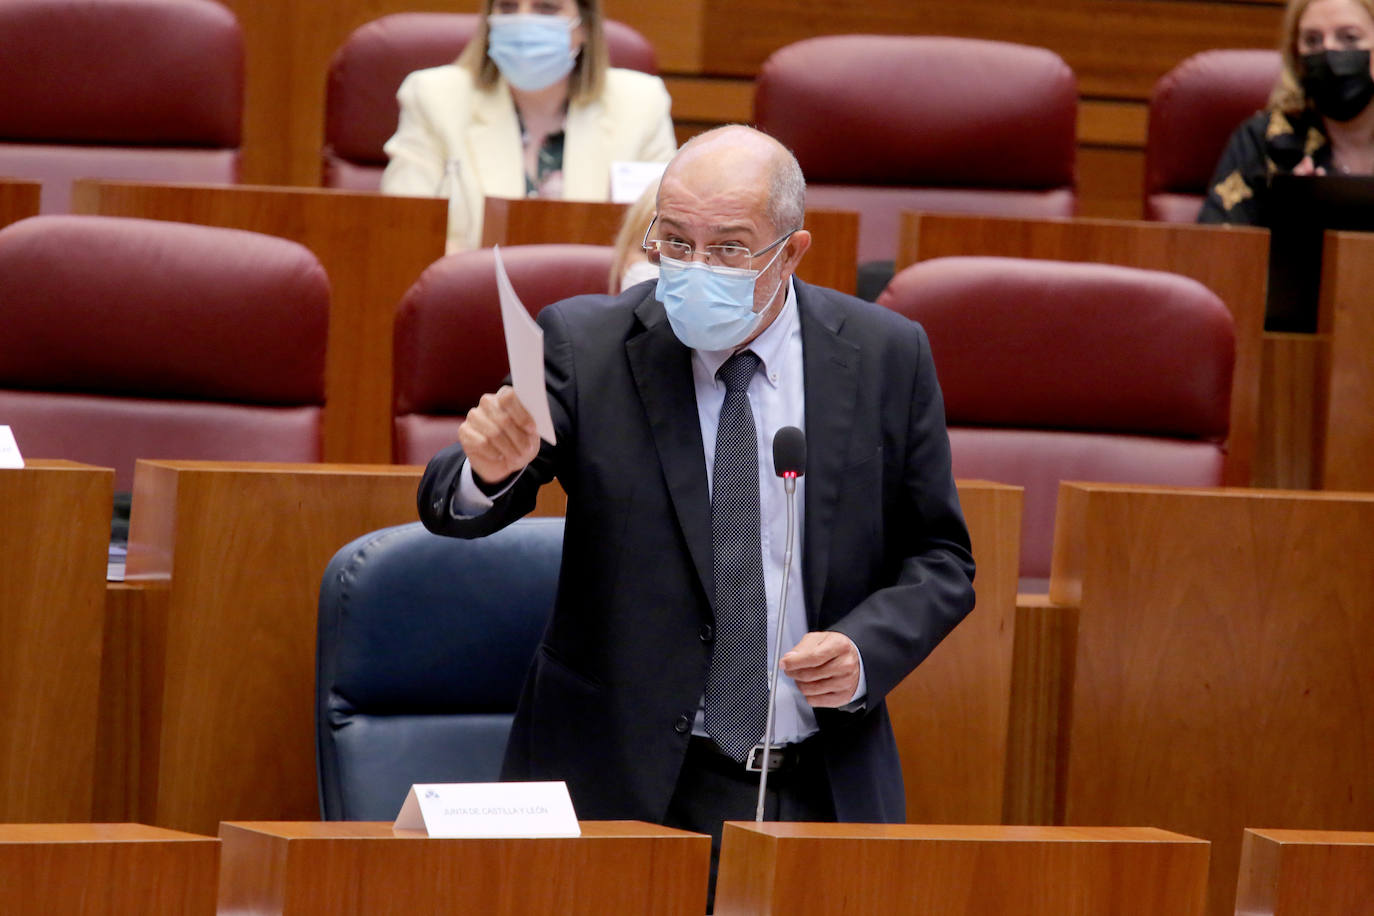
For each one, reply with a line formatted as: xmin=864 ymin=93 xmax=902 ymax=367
xmin=660 ymin=125 xmax=805 ymax=236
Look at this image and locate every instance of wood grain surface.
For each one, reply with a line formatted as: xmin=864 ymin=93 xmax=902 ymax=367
xmin=887 ymin=481 xmax=1022 ymax=824
xmin=0 ymin=178 xmax=40 ymax=229
xmin=1317 ymin=230 xmax=1374 ymax=491
xmin=0 ymin=461 xmax=112 ymax=821
xmin=217 ymin=820 xmax=709 ymax=915
xmin=1049 ymin=482 xmax=1374 ymax=916
xmin=715 ymin=822 xmax=1209 ymax=916
xmin=1236 ymin=828 xmax=1374 ymax=916
xmin=0 ymin=823 xmax=218 ymax=915
xmin=123 ymin=461 xmax=425 ymax=835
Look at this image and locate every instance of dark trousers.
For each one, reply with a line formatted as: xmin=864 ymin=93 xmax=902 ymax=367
xmin=663 ymin=735 xmax=835 ymax=912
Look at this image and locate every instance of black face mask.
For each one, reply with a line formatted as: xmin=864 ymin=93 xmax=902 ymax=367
xmin=1301 ymin=48 xmax=1374 ymax=121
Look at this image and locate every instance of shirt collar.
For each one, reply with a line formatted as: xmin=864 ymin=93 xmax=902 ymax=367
xmin=694 ymin=277 xmax=798 ymax=390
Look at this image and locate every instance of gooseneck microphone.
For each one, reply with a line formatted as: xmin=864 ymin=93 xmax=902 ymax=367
xmin=756 ymin=425 xmax=807 ymax=821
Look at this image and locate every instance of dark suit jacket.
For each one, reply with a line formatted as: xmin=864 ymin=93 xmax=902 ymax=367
xmin=417 ymin=278 xmax=976 ymax=825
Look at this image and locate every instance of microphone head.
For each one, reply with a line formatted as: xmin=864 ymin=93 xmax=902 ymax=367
xmin=772 ymin=426 xmax=807 ymax=478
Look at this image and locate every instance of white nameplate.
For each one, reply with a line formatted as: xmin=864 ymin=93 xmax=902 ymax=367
xmin=610 ymin=160 xmax=667 ymax=204
xmin=0 ymin=426 xmax=23 ymax=469
xmin=393 ymin=782 xmax=580 ymax=838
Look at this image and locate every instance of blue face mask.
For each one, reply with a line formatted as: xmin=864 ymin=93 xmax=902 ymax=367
xmin=656 ymin=247 xmax=786 ymax=352
xmin=486 ymin=14 xmax=580 ymax=92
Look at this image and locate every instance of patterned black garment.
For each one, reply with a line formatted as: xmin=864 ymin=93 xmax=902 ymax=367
xmin=1198 ymin=108 xmax=1334 ymax=226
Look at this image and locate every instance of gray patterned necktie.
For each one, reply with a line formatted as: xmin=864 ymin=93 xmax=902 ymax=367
xmin=703 ymin=350 xmax=768 ymax=762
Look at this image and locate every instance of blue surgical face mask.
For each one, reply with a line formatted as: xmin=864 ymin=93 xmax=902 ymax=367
xmin=486 ymin=13 xmax=580 ymax=92
xmin=656 ymin=246 xmax=787 ymax=352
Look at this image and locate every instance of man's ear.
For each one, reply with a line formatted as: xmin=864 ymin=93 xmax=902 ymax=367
xmin=783 ymin=229 xmax=813 ymax=273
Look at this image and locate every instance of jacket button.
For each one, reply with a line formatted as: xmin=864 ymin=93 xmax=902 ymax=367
xmin=699 ymin=623 xmax=714 ymax=642
xmin=674 ymin=715 xmax=691 ymax=734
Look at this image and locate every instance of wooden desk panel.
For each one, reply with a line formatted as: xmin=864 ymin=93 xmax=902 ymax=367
xmin=1317 ymin=231 xmax=1374 ymax=491
xmin=1048 ymin=482 xmax=1374 ymax=916
xmin=0 ymin=823 xmax=218 ymax=915
xmin=898 ymin=212 xmax=1268 ymax=488
xmin=886 ymin=481 xmax=1021 ymax=824
xmin=0 ymin=461 xmax=112 ymax=821
xmin=715 ymin=822 xmax=1209 ymax=916
xmin=0 ymin=178 xmax=40 ymax=229
xmin=70 ymin=179 xmax=448 ymax=464
xmin=124 ymin=461 xmax=424 ymax=835
xmin=1236 ymin=828 xmax=1374 ymax=916
xmin=218 ymin=820 xmax=709 ymax=915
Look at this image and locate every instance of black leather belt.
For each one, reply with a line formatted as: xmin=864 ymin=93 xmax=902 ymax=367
xmin=688 ymin=735 xmax=814 ymax=775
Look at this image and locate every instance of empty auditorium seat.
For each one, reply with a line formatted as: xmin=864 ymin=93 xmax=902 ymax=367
xmin=0 ymin=0 xmax=243 ymax=213
xmin=316 ymin=516 xmax=562 ymax=820
xmin=0 ymin=215 xmax=329 ymax=490
xmin=879 ymin=255 xmax=1235 ymax=585
xmin=754 ymin=35 xmax=1077 ymax=265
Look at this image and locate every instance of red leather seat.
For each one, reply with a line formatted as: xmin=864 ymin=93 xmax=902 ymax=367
xmin=0 ymin=0 xmax=242 ymax=214
xmin=878 ymin=256 xmax=1234 ymax=584
xmin=0 ymin=215 xmax=328 ymax=490
xmin=392 ymin=244 xmax=615 ymax=464
xmin=323 ymin=13 xmax=659 ymax=190
xmin=1144 ymin=49 xmax=1282 ymax=223
xmin=755 ymin=35 xmax=1077 ymax=264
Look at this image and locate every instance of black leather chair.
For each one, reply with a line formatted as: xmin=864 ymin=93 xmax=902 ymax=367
xmin=315 ymin=516 xmax=563 ymax=820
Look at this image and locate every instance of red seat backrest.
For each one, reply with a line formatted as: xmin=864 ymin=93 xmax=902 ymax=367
xmin=755 ymin=35 xmax=1078 ymax=262
xmin=0 ymin=215 xmax=329 ymax=489
xmin=879 ymin=255 xmax=1235 ymax=582
xmin=1144 ymin=49 xmax=1282 ymax=223
xmin=0 ymin=0 xmax=244 ymax=213
xmin=392 ymin=244 xmax=616 ymax=464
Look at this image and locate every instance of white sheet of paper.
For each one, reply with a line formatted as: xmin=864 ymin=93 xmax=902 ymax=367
xmin=610 ymin=160 xmax=667 ymax=204
xmin=0 ymin=426 xmax=24 ymax=469
xmin=394 ymin=781 xmax=580 ymax=838
xmin=492 ymin=246 xmax=557 ymax=444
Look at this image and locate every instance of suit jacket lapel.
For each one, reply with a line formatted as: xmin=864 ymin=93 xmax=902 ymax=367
xmin=561 ymin=96 xmax=611 ymax=200
xmin=797 ymin=280 xmax=860 ymax=625
xmin=466 ymin=82 xmax=526 ymax=199
xmin=625 ymin=296 xmax=715 ymax=604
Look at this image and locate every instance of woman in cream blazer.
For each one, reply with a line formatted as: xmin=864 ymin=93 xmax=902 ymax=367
xmin=380 ymin=0 xmax=675 ymax=251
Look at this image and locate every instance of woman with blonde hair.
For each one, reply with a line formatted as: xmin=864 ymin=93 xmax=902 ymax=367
xmin=1199 ymin=0 xmax=1374 ymax=224
xmin=381 ymin=0 xmax=675 ymax=250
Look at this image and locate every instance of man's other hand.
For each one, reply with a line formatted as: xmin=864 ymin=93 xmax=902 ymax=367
xmin=456 ymin=386 xmax=541 ymax=486
xmin=780 ymin=631 xmax=860 ymax=707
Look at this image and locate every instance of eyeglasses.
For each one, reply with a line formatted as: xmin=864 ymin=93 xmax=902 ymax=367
xmin=641 ymin=216 xmax=796 ymax=270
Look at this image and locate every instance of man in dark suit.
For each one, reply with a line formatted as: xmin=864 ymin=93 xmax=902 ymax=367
xmin=418 ymin=125 xmax=975 ymax=888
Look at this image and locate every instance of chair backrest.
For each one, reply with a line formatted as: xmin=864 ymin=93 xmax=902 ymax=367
xmin=323 ymin=13 xmax=659 ymax=190
xmin=316 ymin=517 xmax=563 ymax=821
xmin=392 ymin=243 xmax=616 ymax=465
xmin=0 ymin=215 xmax=329 ymax=490
xmin=0 ymin=0 xmax=243 ymax=214
xmin=1144 ymin=49 xmax=1282 ymax=223
xmin=878 ymin=256 xmax=1235 ymax=583
xmin=754 ymin=35 xmax=1077 ymax=264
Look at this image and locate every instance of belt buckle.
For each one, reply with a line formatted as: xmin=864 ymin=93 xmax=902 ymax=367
xmin=745 ymin=743 xmax=787 ymax=773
